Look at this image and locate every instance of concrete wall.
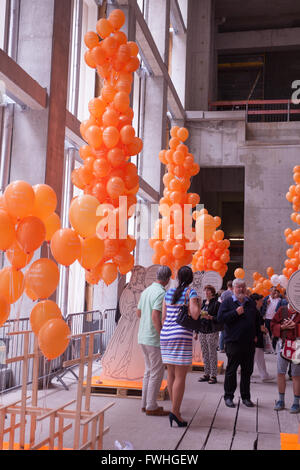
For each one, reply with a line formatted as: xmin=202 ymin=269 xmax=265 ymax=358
xmin=187 ymin=118 xmax=300 ymax=286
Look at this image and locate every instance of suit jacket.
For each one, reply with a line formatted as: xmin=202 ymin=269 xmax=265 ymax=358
xmin=217 ymin=295 xmax=260 ymax=346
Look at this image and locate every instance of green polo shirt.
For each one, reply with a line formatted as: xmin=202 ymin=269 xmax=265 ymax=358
xmin=137 ymin=282 xmax=166 ymax=348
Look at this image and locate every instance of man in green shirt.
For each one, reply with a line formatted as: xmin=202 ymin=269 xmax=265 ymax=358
xmin=137 ymin=265 xmax=172 ymax=416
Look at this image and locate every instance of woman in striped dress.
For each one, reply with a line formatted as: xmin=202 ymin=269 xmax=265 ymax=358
xmin=160 ymin=266 xmax=200 ymax=427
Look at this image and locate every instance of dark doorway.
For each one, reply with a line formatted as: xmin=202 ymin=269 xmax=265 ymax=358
xmin=190 ymin=167 xmax=245 ymax=287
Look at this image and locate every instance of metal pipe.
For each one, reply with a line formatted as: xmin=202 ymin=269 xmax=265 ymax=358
xmin=69 ymin=0 xmax=82 ymax=117
xmin=57 ymin=147 xmax=76 ymax=318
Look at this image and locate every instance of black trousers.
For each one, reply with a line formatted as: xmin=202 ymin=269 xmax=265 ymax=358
xmin=224 ymin=342 xmax=255 ymax=400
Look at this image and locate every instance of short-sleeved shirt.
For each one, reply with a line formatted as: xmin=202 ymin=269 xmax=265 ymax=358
xmin=137 ymin=282 xmax=166 ymax=347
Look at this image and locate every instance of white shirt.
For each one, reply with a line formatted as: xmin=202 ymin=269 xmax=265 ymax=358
xmin=265 ymin=296 xmax=279 ymax=320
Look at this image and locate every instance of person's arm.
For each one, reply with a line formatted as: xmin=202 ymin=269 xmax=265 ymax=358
xmin=217 ymin=299 xmax=243 ymax=324
xmin=136 ymin=309 xmax=141 ymax=318
xmin=161 ymin=299 xmax=167 ymax=325
xmin=189 ymin=297 xmax=200 ymax=320
xmin=152 ymin=309 xmax=162 ymax=334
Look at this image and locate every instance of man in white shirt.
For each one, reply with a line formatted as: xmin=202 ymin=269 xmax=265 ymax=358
xmin=261 ymin=287 xmax=281 ymax=351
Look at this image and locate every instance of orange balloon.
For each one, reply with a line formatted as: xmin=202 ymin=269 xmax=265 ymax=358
xmin=0 ymin=210 xmax=16 ymax=250
xmin=172 ymin=244 xmax=185 ymax=259
xmin=108 ymin=9 xmax=126 ymax=30
xmin=50 ymin=228 xmax=81 ymax=266
xmin=120 ymin=125 xmax=135 ymax=145
xmin=213 ymin=230 xmax=224 ymax=242
xmin=266 ymin=266 xmax=274 ymax=277
xmin=6 ymin=240 xmax=33 ymax=269
xmin=69 ymin=195 xmax=100 ymax=238
xmin=93 ymin=158 xmax=111 ymax=178
xmin=177 ymin=127 xmax=189 ymax=142
xmin=113 ymin=91 xmax=130 ymax=113
xmin=107 ymin=148 xmax=126 ymax=168
xmin=106 ymin=176 xmax=125 ymax=199
xmin=96 ymin=18 xmax=114 ymax=38
xmin=38 ymin=318 xmax=70 ymax=360
xmin=85 ymin=125 xmax=103 ymax=149
xmin=0 ymin=295 xmax=10 ymax=327
xmin=100 ymin=262 xmax=118 ymax=285
xmin=101 ymin=83 xmax=117 ymax=103
xmin=102 ymin=108 xmax=119 ymax=127
xmin=84 ymin=49 xmax=96 ymax=68
xmin=43 ymin=212 xmax=61 ymax=242
xmin=127 ymin=41 xmax=139 ymax=56
xmin=16 ymin=216 xmax=46 ymax=253
xmin=88 ymin=97 xmax=106 ymax=118
xmin=25 ymin=258 xmax=59 ymax=300
xmin=234 ymin=268 xmax=245 ymax=279
xmin=79 ymin=236 xmax=105 ymax=270
xmin=0 ymin=266 xmax=24 ymax=304
xmin=84 ymin=31 xmax=99 ymax=49
xmin=118 ymin=255 xmax=134 ymax=275
xmin=101 ymin=36 xmax=118 ymax=57
xmin=32 ymin=184 xmax=57 ymax=220
xmin=30 ymin=300 xmax=62 ymax=336
xmin=102 ymin=126 xmax=120 ymax=148
xmin=4 ymin=180 xmax=35 ymax=219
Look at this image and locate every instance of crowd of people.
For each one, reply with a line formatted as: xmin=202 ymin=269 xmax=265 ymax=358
xmin=136 ymin=266 xmax=300 ymax=427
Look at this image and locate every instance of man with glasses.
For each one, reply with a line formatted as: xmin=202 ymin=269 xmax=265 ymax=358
xmin=217 ymin=278 xmax=260 ymax=408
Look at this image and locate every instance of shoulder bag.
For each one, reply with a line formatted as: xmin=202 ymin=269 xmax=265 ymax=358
xmin=175 ymin=289 xmax=201 ymax=332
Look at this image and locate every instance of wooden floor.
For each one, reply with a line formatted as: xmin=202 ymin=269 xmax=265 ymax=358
xmin=1 ymin=352 xmax=299 ymax=451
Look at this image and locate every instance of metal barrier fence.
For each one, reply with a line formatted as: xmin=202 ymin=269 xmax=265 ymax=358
xmin=209 ymin=99 xmax=300 ymax=122
xmin=0 ymin=308 xmax=117 ymax=394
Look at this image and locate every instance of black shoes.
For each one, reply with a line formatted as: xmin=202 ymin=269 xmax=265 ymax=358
xmin=169 ymin=412 xmax=188 ymax=427
xmin=224 ymin=398 xmax=235 ymax=408
xmin=242 ymin=399 xmax=255 ymax=407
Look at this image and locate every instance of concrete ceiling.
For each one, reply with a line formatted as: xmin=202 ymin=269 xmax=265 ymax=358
xmin=216 ymin=0 xmax=300 ymax=32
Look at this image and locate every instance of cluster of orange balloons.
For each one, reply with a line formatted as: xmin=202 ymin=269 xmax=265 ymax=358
xmin=0 ymin=181 xmax=61 ymax=315
xmin=0 ymin=180 xmax=70 ymax=360
xmin=30 ymin=300 xmax=71 ymax=360
xmin=149 ymin=126 xmax=200 ymax=276
xmin=282 ymin=165 xmax=300 ymax=280
xmin=250 ymin=267 xmax=283 ymax=296
xmin=192 ymin=209 xmax=230 ymax=278
xmin=70 ymin=9 xmax=141 ymax=286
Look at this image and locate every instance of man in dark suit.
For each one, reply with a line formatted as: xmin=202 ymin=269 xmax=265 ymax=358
xmin=217 ymin=278 xmax=260 ymax=408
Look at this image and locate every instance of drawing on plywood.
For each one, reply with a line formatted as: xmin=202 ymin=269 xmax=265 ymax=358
xmin=100 ymin=266 xmax=149 ymax=381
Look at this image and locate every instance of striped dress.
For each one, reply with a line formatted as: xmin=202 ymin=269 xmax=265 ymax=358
xmin=160 ymin=287 xmax=198 ymax=366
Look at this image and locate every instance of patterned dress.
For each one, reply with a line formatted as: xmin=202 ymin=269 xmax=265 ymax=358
xmin=160 ymin=287 xmax=198 ymax=366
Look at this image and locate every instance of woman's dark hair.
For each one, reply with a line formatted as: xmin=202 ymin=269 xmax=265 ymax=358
xmin=204 ymin=284 xmax=216 ymax=296
xmin=172 ymin=266 xmax=193 ymax=304
xmin=250 ymin=293 xmax=263 ymax=302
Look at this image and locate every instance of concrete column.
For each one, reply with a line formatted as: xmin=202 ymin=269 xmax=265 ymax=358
xmin=169 ymin=0 xmax=187 ymax=106
xmin=185 ymin=0 xmax=216 ymax=110
xmin=137 ymin=0 xmax=170 ymax=266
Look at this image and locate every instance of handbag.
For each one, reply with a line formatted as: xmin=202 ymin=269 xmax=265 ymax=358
xmin=280 ymin=307 xmax=300 ymax=364
xmin=175 ymin=289 xmax=201 ymax=332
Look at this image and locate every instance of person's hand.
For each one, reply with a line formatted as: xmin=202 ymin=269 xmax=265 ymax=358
xmin=281 ymin=319 xmax=296 ymax=330
xmin=236 ymin=306 xmax=244 ymax=315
